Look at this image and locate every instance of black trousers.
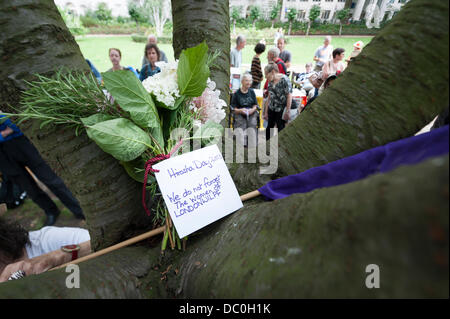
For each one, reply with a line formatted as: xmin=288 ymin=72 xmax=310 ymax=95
xmin=0 ymin=136 xmax=83 ymax=217
xmin=266 ymin=109 xmax=286 ymax=140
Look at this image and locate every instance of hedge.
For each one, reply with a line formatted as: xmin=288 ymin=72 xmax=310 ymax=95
xmin=131 ymin=34 xmax=173 ymax=43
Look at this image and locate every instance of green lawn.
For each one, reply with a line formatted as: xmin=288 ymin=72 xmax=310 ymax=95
xmin=76 ymin=36 xmax=175 ymax=73
xmin=75 ymin=35 xmax=373 ymax=74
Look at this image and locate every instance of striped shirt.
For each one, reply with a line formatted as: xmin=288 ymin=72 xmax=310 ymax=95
xmin=250 ymin=55 xmax=263 ymax=84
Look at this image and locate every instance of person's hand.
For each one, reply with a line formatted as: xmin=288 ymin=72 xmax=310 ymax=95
xmin=263 ymin=112 xmax=268 ymax=121
xmin=283 ymin=110 xmax=290 ymax=122
xmin=0 ymin=127 xmax=13 ymax=139
xmin=0 ymin=257 xmax=53 ymax=282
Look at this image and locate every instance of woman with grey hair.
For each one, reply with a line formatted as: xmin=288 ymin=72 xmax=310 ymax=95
xmin=263 ymin=62 xmax=293 ymax=140
xmin=230 ymin=73 xmax=259 ymax=147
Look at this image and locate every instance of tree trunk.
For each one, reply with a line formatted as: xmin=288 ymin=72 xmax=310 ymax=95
xmin=339 ymin=22 xmax=343 ymax=36
xmin=306 ymin=21 xmax=311 ymax=36
xmin=171 ymin=0 xmax=230 ymax=104
xmin=271 ymin=20 xmax=274 ymax=29
xmin=1 ymin=0 xmax=449 ymax=298
xmin=1 ymin=155 xmax=447 ymax=298
xmin=0 ymin=0 xmax=152 ymax=250
xmin=288 ymin=21 xmax=292 ymax=35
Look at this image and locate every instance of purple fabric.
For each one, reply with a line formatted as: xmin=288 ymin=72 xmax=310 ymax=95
xmin=259 ymin=125 xmax=449 ymax=200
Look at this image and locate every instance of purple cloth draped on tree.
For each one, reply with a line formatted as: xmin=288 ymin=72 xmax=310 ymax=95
xmin=259 ymin=125 xmax=449 ymax=200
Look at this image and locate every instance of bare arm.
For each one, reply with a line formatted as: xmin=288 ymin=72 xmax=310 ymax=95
xmin=0 ymin=241 xmax=91 ymax=282
xmin=322 ymin=62 xmax=329 ymax=80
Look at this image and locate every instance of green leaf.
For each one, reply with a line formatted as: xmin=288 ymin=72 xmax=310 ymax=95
xmin=193 ymin=120 xmax=224 ymax=143
xmin=101 ymin=70 xmax=159 ymax=128
xmin=120 ymin=157 xmax=146 ymax=183
xmin=80 ymin=113 xmax=116 ymax=126
xmin=82 ymin=118 xmax=151 ymax=162
xmin=177 ymin=42 xmax=210 ymax=97
xmin=149 ymin=125 xmax=165 ymax=150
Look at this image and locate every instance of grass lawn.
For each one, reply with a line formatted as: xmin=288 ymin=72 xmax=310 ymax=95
xmin=1 ymin=198 xmax=86 ymax=231
xmin=76 ymin=35 xmax=373 ymax=75
xmin=76 ymin=35 xmax=175 ymax=73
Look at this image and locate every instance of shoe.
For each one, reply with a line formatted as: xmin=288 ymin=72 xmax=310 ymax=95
xmin=44 ymin=212 xmax=60 ymax=226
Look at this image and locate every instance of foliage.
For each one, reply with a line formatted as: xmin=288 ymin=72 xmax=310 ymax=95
xmin=309 ymin=5 xmax=321 ymax=23
xmin=249 ymin=5 xmax=261 ymax=22
xmin=131 ymin=34 xmax=172 ymax=43
xmin=230 ymin=6 xmax=241 ymax=22
xmin=286 ymin=8 xmax=297 ymax=23
xmin=270 ymin=3 xmax=280 ymax=22
xmin=336 ymin=8 xmax=350 ymax=23
xmin=128 ymin=1 xmax=145 ymax=25
xmin=94 ymin=2 xmax=113 ymax=22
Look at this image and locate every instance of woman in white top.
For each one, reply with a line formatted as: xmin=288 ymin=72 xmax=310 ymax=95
xmin=0 ymin=218 xmax=90 ymax=282
xmin=322 ymin=48 xmax=346 ymax=80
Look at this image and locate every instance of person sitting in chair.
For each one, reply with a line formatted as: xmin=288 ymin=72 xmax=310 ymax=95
xmin=230 ymin=73 xmax=259 ymax=148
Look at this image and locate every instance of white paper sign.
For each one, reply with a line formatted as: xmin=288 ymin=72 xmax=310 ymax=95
xmin=153 ymin=144 xmax=243 ymax=238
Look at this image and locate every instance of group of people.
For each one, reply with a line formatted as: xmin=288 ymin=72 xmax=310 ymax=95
xmin=230 ymin=34 xmax=365 ymax=144
xmin=87 ymin=34 xmax=168 ymax=84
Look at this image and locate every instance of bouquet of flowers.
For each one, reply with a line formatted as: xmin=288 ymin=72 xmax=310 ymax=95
xmin=5 ymin=42 xmax=226 ymax=251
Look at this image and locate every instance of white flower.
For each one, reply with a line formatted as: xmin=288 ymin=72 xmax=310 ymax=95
xmin=142 ymin=60 xmax=180 ymax=107
xmin=192 ymin=79 xmax=227 ymax=125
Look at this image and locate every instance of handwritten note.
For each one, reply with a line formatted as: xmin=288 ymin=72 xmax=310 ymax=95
xmin=153 ymin=145 xmax=243 ymax=238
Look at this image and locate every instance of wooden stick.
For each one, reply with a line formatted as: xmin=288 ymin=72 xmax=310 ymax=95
xmin=240 ymin=190 xmax=261 ymax=201
xmin=50 ymin=189 xmax=261 ymax=270
xmin=51 ymin=225 xmax=165 ymax=270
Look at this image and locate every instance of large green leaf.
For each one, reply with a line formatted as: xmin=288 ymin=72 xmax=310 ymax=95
xmin=81 ymin=118 xmax=151 ymax=162
xmin=80 ymin=113 xmax=116 ymax=126
xmin=177 ymin=42 xmax=210 ymax=97
xmin=101 ymin=70 xmax=159 ymax=128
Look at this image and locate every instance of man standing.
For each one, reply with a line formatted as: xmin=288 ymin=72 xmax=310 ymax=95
xmin=277 ymin=37 xmax=291 ymax=70
xmin=0 ymin=114 xmax=85 ymax=226
xmin=141 ymin=34 xmax=168 ymax=69
xmin=231 ymin=35 xmax=246 ymax=68
xmin=313 ymin=36 xmax=333 ymax=72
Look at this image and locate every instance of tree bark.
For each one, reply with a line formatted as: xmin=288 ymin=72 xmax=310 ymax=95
xmin=1 ymin=155 xmax=447 ymax=298
xmin=171 ymin=0 xmax=230 ymax=105
xmin=0 ymin=0 xmax=152 ymax=250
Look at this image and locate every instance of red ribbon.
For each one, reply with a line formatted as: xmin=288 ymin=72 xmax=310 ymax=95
xmin=142 ymin=140 xmax=183 ymax=217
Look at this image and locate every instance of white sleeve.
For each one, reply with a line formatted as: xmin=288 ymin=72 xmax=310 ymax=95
xmin=26 ymin=227 xmax=90 ymax=259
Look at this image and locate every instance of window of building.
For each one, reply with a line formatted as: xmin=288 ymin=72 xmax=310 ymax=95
xmin=298 ymin=10 xmax=306 ymax=19
xmin=321 ymin=10 xmax=331 ymax=20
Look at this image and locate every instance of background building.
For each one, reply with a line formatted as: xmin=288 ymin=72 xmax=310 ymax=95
xmin=54 ymin=0 xmax=130 ymax=17
xmin=229 ymin=0 xmax=409 ymax=23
